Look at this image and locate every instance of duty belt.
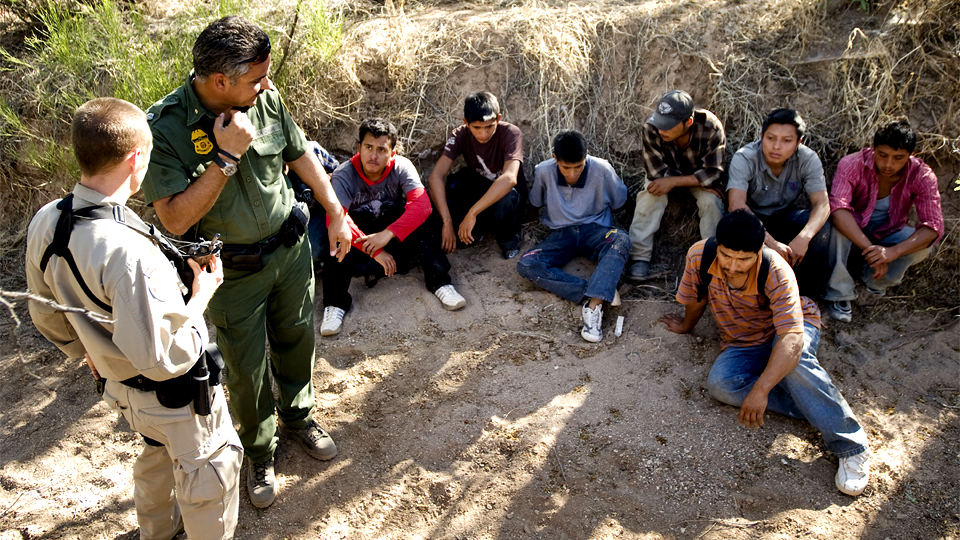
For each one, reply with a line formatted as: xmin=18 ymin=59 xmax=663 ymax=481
xmin=114 ymin=344 xmax=225 ymax=413
xmin=219 ymin=205 xmax=309 ymax=271
xmin=120 ymin=374 xmax=161 ymax=392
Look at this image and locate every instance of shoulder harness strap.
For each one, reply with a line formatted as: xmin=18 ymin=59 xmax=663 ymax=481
xmin=39 ymin=194 xmax=112 ymax=313
xmin=39 ymin=195 xmax=189 ymax=313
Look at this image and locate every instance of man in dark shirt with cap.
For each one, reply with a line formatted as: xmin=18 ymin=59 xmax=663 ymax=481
xmin=626 ymin=90 xmax=726 ymax=281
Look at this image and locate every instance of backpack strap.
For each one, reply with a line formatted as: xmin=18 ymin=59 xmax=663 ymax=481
xmin=696 ymin=237 xmax=718 ymax=302
xmin=756 ymin=247 xmax=773 ymax=309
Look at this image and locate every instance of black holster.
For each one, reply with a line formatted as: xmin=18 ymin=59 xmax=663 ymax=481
xmin=190 ymin=343 xmax=225 ymax=417
xmin=220 ymin=244 xmax=264 ymax=272
xmin=220 ymin=207 xmax=307 ymax=271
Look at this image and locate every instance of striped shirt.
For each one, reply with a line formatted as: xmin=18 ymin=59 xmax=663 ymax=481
xmin=676 ymin=239 xmax=821 ymax=349
xmin=642 ymin=109 xmax=725 ymax=189
xmin=829 ymin=148 xmax=944 ymax=243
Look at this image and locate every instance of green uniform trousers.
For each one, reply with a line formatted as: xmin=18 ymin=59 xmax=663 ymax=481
xmin=206 ymin=237 xmax=317 ymax=464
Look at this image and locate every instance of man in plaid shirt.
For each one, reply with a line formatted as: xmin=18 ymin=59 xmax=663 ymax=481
xmin=626 ymin=90 xmax=726 ymax=281
xmin=824 ymin=120 xmax=943 ymax=322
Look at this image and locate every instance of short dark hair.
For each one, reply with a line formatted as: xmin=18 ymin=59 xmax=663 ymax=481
xmin=463 ymin=91 xmax=501 ymax=123
xmin=716 ymin=209 xmax=765 ymax=253
xmin=873 ymin=120 xmax=917 ymax=153
xmin=72 ymin=98 xmax=150 ymax=177
xmin=761 ymin=108 xmax=806 ymax=140
xmin=193 ymin=16 xmax=270 ymax=81
xmin=552 ymin=130 xmax=588 ymax=163
xmin=358 ymin=118 xmax=399 ymax=149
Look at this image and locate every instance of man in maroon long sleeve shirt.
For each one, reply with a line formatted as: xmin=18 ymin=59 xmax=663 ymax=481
xmin=824 ymin=120 xmax=943 ymax=322
xmin=320 ymin=118 xmax=465 ymax=336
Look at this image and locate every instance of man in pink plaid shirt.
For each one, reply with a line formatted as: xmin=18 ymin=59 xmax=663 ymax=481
xmin=824 ymin=120 xmax=943 ymax=322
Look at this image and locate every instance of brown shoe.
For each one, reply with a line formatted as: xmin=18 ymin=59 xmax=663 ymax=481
xmin=246 ymin=457 xmax=277 ymax=508
xmin=282 ymin=419 xmax=338 ymax=461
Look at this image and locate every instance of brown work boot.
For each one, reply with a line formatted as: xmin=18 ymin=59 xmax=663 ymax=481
xmin=246 ymin=457 xmax=277 ymax=508
xmin=282 ymin=419 xmax=338 ymax=461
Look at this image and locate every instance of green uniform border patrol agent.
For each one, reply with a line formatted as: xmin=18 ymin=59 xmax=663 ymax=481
xmin=141 ymin=16 xmax=353 ymax=509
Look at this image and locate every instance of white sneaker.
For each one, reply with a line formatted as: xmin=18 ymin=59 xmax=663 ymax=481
xmin=434 ymin=285 xmax=466 ymax=311
xmin=320 ymin=306 xmax=345 ymax=336
xmin=835 ymin=452 xmax=869 ymax=496
xmin=581 ymin=302 xmax=603 ymax=343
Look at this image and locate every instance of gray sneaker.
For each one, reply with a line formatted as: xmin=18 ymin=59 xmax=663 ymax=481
xmin=827 ymin=300 xmax=852 ymax=323
xmin=282 ymin=419 xmax=338 ymax=461
xmin=246 ymin=457 xmax=277 ymax=508
xmin=581 ymin=302 xmax=603 ymax=343
xmin=865 ymin=286 xmax=885 ymax=297
xmin=627 ymin=260 xmax=650 ymax=281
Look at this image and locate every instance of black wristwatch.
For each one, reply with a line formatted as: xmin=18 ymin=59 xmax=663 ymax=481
xmin=213 ymin=154 xmax=238 ymax=177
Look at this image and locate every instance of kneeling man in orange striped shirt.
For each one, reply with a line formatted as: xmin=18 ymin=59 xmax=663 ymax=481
xmin=661 ymin=209 xmax=870 ymax=496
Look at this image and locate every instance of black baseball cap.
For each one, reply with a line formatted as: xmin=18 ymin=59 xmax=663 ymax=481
xmin=647 ymin=90 xmax=694 ymax=131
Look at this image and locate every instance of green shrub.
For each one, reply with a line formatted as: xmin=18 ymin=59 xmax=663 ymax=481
xmin=0 ymin=0 xmax=343 ymax=177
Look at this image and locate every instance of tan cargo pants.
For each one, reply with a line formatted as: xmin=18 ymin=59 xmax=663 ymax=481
xmin=103 ymin=380 xmax=242 ymax=540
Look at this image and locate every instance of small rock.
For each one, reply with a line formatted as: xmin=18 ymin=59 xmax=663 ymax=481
xmin=524 ymin=524 xmax=532 ymax=534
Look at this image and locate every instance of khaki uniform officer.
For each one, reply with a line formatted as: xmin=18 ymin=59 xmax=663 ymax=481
xmin=26 ymin=98 xmax=241 ymax=540
xmin=141 ymin=16 xmax=353 ymax=508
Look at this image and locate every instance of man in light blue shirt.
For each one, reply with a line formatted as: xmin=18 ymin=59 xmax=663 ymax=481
xmin=517 ymin=130 xmax=630 ymax=343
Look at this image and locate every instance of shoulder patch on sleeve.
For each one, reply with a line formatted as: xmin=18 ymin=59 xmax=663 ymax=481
xmin=146 ymin=95 xmax=181 ymax=125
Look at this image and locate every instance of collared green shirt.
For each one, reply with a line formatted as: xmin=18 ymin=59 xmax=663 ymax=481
xmin=142 ymin=72 xmax=309 ymax=244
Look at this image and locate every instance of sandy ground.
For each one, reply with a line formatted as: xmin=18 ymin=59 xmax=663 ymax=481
xmin=1 ymin=230 xmax=957 ymax=540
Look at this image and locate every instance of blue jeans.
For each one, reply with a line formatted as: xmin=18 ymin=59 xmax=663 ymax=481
xmin=516 ymin=223 xmax=631 ymax=304
xmin=824 ymin=225 xmax=932 ymax=301
xmin=706 ymin=322 xmax=868 ymax=458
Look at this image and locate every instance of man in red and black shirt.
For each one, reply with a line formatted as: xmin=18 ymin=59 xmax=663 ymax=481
xmin=320 ymin=119 xmax=465 ymax=336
